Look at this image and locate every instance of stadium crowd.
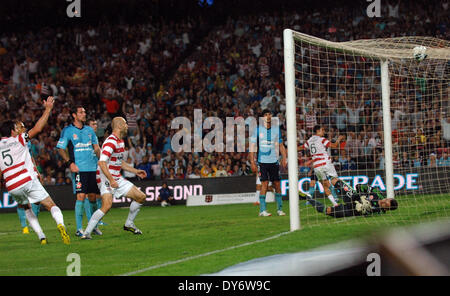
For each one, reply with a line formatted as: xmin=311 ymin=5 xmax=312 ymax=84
xmin=0 ymin=0 xmax=449 ymax=185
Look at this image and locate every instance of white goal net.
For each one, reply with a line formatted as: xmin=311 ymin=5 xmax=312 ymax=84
xmin=284 ymin=30 xmax=450 ymax=230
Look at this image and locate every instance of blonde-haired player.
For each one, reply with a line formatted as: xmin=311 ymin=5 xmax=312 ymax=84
xmin=81 ymin=117 xmax=147 ymax=239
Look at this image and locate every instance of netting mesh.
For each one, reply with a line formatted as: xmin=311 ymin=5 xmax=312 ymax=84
xmin=291 ymin=31 xmax=450 ymax=227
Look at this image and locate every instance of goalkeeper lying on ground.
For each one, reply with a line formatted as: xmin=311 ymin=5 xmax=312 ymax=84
xmin=299 ymin=184 xmax=398 ymax=218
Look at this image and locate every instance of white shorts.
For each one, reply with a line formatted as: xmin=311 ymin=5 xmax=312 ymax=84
xmin=314 ymin=163 xmax=338 ymax=181
xmin=9 ymin=178 xmax=49 ymax=205
xmin=97 ymin=176 xmax=134 ymax=199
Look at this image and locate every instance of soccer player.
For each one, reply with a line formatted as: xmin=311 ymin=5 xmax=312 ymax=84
xmin=14 ymin=121 xmax=41 ymax=234
xmin=303 ymin=158 xmax=339 ymax=205
xmin=300 ymin=125 xmax=347 ymax=207
xmin=250 ymin=109 xmax=287 ymax=217
xmin=299 ymin=184 xmax=398 ymax=218
xmin=0 ymin=97 xmax=70 ymax=245
xmin=81 ymin=117 xmax=147 ymax=239
xmin=83 ymin=118 xmax=104 ymax=223
xmin=57 ymin=106 xmax=101 ymax=237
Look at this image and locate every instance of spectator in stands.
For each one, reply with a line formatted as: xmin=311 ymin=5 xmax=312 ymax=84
xmin=175 ymin=167 xmax=185 ymax=179
xmin=136 ymin=155 xmax=152 ymax=180
xmin=215 ymin=164 xmax=228 ymax=177
xmin=438 ymin=151 xmax=450 ymax=167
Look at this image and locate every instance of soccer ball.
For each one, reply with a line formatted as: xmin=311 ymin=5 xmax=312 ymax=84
xmin=413 ymin=46 xmax=427 ymax=61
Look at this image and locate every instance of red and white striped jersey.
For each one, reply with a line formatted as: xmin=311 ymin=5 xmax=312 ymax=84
xmin=0 ymin=133 xmax=36 ymax=191
xmin=303 ymin=135 xmax=332 ymax=168
xmin=97 ymin=134 xmax=125 ymax=181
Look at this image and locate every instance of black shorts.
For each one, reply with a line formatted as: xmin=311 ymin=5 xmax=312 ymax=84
xmin=73 ymin=172 xmax=100 ymax=195
xmin=258 ymin=162 xmax=280 ymax=182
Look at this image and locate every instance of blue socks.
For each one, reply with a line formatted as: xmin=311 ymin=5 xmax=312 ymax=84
xmin=308 ymin=186 xmax=315 ymax=197
xmin=17 ymin=207 xmax=27 ymax=228
xmin=259 ymin=195 xmax=266 ymax=212
xmin=75 ymin=200 xmax=84 ymax=231
xmin=31 ymin=203 xmax=40 ymax=216
xmin=259 ymin=194 xmax=283 ymax=212
xmin=275 ymin=193 xmax=283 ymax=211
xmin=331 ymin=185 xmax=339 ymax=201
xmin=84 ymin=199 xmax=93 ymax=221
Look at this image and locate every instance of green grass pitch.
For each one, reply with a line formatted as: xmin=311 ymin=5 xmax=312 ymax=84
xmin=0 ymin=194 xmax=449 ymax=276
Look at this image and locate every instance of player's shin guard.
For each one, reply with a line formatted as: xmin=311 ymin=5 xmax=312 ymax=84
xmin=259 ymin=195 xmax=267 ymax=212
xmin=275 ymin=193 xmax=283 ymax=211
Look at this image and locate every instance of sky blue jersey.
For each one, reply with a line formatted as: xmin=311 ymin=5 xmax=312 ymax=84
xmin=250 ymin=124 xmax=282 ymax=164
xmin=56 ymin=124 xmax=99 ymax=172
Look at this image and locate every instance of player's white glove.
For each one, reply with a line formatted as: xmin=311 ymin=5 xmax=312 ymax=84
xmin=355 ymin=195 xmax=372 ymax=214
xmin=354 ymin=201 xmax=363 ymax=213
xmin=359 ymin=195 xmax=372 ymax=214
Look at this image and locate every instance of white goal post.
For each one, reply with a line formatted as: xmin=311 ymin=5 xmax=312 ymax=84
xmin=283 ymin=29 xmax=450 ymax=231
xmin=284 ymin=29 xmax=301 ymax=231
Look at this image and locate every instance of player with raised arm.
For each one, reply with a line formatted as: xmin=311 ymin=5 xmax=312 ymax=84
xmin=0 ymin=97 xmax=70 ymax=245
xmin=81 ymin=117 xmax=147 ymax=239
xmin=300 ymin=125 xmax=348 ymax=207
xmin=57 ymin=106 xmax=101 ymax=237
xmin=14 ymin=121 xmax=41 ymax=234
